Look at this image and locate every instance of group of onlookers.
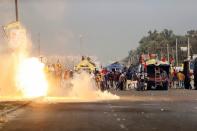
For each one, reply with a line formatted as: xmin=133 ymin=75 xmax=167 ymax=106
xmin=93 ymin=69 xmax=138 ymax=91
xmin=94 ymin=66 xmax=197 ymax=91
xmin=44 ymin=63 xmax=73 ymax=90
xmin=169 ymin=65 xmax=197 ymax=90
xmin=43 ymin=61 xmax=197 ymax=91
xmin=170 ymin=69 xmax=185 ymax=89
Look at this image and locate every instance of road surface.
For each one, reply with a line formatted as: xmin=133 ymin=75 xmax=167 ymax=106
xmin=1 ymin=89 xmax=197 ymax=131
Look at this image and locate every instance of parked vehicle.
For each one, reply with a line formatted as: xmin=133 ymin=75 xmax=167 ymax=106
xmin=146 ymin=59 xmax=170 ymax=90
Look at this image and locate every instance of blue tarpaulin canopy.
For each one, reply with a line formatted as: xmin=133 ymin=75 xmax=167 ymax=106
xmin=106 ymin=62 xmax=124 ymax=72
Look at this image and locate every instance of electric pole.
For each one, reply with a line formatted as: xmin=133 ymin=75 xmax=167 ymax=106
xmin=79 ymin=34 xmax=83 ymax=56
xmin=167 ymin=44 xmax=170 ymax=62
xmin=15 ymin=0 xmax=19 ymax=21
xmin=188 ymin=37 xmax=190 ymax=60
xmin=176 ymin=38 xmax=178 ymax=66
xmin=38 ymin=33 xmax=40 ymax=57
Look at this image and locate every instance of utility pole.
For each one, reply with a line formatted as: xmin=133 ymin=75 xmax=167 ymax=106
xmin=188 ymin=37 xmax=190 ymax=60
xmin=37 ymin=33 xmax=43 ymax=62
xmin=176 ymin=38 xmax=178 ymax=66
xmin=160 ymin=48 xmax=163 ymax=60
xmin=15 ymin=0 xmax=19 ymax=21
xmin=172 ymin=48 xmax=175 ymax=64
xmin=167 ymin=43 xmax=170 ymax=62
xmin=79 ymin=34 xmax=83 ymax=56
xmin=38 ymin=33 xmax=40 ymax=57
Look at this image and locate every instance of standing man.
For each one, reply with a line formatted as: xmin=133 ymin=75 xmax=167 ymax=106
xmin=194 ymin=58 xmax=197 ymax=90
xmin=183 ymin=61 xmax=191 ymax=89
xmin=177 ymin=71 xmax=185 ymax=88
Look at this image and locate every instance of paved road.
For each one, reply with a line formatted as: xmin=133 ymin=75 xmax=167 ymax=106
xmin=2 ymin=89 xmax=197 ymax=131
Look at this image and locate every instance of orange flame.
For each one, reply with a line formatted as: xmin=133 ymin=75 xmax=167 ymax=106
xmin=16 ymin=57 xmax=48 ymax=98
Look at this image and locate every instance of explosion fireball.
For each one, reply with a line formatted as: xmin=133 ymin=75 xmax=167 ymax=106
xmin=16 ymin=57 xmax=48 ymax=98
xmin=1 ymin=22 xmax=119 ymax=101
xmin=2 ymin=22 xmax=49 ymax=98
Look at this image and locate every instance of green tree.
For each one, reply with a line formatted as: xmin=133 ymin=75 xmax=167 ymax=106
xmin=124 ymin=29 xmax=197 ymax=66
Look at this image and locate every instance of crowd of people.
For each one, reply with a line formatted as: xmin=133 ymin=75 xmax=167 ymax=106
xmin=44 ymin=62 xmax=73 ymax=90
xmin=94 ymin=65 xmax=197 ymax=91
xmin=44 ymin=63 xmax=135 ymax=91
xmin=169 ymin=59 xmax=197 ymax=90
xmin=43 ymin=59 xmax=197 ymax=92
xmin=170 ymin=67 xmax=194 ymax=90
xmin=93 ymin=68 xmax=138 ymax=91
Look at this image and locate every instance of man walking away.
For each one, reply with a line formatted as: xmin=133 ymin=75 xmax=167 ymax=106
xmin=194 ymin=58 xmax=197 ymax=90
xmin=177 ymin=71 xmax=185 ymax=88
xmin=183 ymin=61 xmax=191 ymax=89
xmin=118 ymin=73 xmax=126 ymax=90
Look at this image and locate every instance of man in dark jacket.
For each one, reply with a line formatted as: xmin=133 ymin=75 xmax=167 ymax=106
xmin=183 ymin=61 xmax=191 ymax=89
xmin=194 ymin=58 xmax=197 ymax=90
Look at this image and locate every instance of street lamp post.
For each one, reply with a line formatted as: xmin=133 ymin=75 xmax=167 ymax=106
xmin=79 ymin=34 xmax=83 ymax=56
xmin=38 ymin=33 xmax=41 ymax=57
xmin=15 ymin=0 xmax=19 ymax=21
xmin=176 ymin=38 xmax=178 ymax=66
xmin=167 ymin=44 xmax=170 ymax=62
xmin=187 ymin=37 xmax=190 ymax=60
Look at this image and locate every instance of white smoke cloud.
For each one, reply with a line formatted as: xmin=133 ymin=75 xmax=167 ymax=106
xmin=69 ymin=71 xmax=119 ymax=100
xmin=44 ymin=71 xmax=119 ymax=102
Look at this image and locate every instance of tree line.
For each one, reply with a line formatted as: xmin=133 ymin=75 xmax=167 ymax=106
xmin=126 ymin=29 xmax=197 ymax=66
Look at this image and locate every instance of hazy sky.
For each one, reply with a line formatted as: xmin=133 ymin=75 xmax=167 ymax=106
xmin=0 ymin=0 xmax=197 ymax=64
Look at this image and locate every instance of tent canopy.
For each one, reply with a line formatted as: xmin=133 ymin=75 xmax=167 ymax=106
xmin=75 ymin=58 xmax=96 ymax=72
xmin=106 ymin=62 xmax=124 ymax=72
